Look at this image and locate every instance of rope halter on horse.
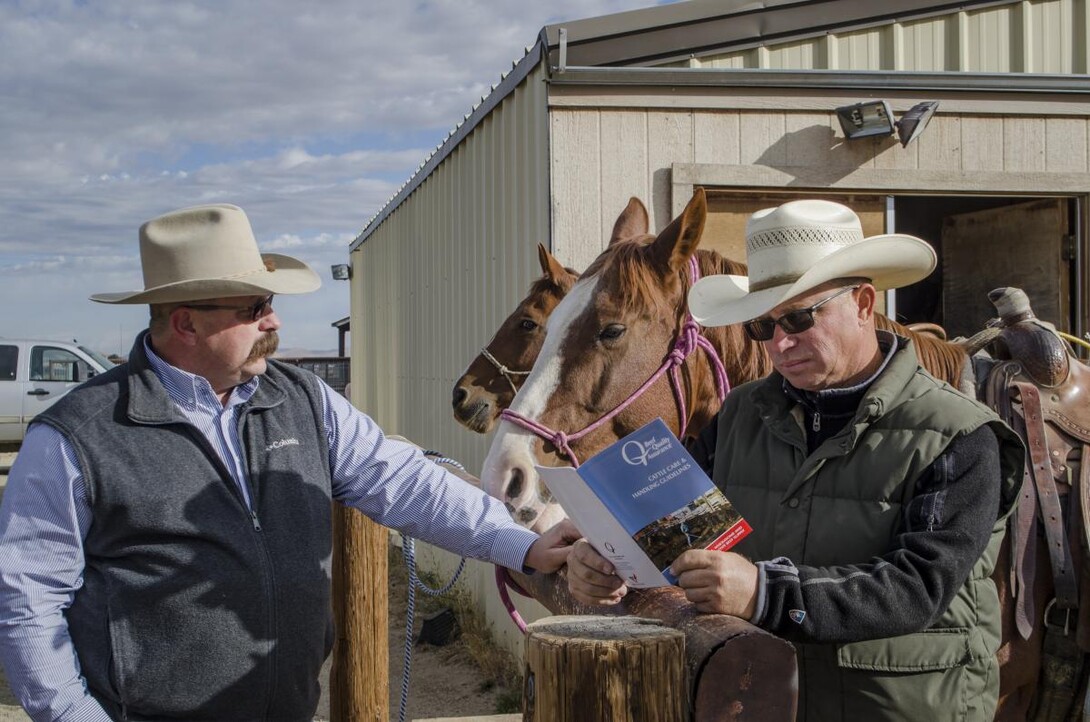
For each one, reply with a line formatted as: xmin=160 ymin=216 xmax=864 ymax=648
xmin=499 ymin=256 xmax=731 ymax=468
xmin=480 ymin=347 xmax=532 ymax=395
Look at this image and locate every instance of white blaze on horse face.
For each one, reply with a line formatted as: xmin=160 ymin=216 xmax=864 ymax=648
xmin=480 ymin=276 xmax=599 ymax=529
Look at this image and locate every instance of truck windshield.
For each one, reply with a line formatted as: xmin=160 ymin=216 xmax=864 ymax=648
xmin=79 ymin=346 xmax=116 ymax=370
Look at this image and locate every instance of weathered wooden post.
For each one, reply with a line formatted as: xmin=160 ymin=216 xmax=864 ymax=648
xmin=330 ymin=507 xmax=388 ymax=722
xmin=524 ymin=615 xmax=686 ymax=722
xmin=512 ymin=570 xmax=798 ymax=721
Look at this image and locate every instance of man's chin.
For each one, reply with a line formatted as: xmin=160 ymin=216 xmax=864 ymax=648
xmin=243 ymin=357 xmax=269 ymax=377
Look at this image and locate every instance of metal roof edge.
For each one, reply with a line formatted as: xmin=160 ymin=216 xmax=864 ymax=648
xmin=350 ymin=42 xmax=547 ymax=251
xmin=542 ymin=0 xmax=1017 ymax=68
xmin=546 ymin=66 xmax=1090 ymax=94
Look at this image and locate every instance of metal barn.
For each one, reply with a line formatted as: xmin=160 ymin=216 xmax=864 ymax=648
xmin=348 ymin=0 xmax=1090 ymax=652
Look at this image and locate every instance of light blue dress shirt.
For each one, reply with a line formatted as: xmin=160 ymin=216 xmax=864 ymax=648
xmin=0 ymin=342 xmax=537 ymax=721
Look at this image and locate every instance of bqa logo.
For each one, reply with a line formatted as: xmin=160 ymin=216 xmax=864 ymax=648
xmin=604 ymin=542 xmax=616 ymax=553
xmin=621 ymin=435 xmax=672 ymax=466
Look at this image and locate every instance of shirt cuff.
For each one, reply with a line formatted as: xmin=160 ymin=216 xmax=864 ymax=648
xmin=750 ymin=561 xmax=769 ymax=626
xmin=489 ymin=526 xmax=540 ymax=572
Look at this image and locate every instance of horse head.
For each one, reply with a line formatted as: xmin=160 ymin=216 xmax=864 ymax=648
xmin=452 ymin=243 xmax=579 ymax=433
xmin=480 ymin=189 xmax=771 ymax=531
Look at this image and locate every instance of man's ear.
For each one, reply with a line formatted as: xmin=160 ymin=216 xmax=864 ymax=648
xmin=856 ymin=284 xmax=877 ymax=324
xmin=170 ymin=307 xmax=201 ymax=346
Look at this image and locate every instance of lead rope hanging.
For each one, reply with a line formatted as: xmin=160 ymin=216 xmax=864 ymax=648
xmin=397 ymin=453 xmax=468 ymax=722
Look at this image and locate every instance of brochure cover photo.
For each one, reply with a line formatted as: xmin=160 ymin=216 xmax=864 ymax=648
xmin=537 ymin=417 xmax=751 ymax=588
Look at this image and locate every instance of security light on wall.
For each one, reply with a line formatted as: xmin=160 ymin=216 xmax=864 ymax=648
xmin=835 ymin=99 xmax=940 ymax=147
xmin=835 ymin=100 xmax=895 ymax=140
xmin=895 ymin=101 xmax=940 ymax=147
xmin=331 ymin=263 xmax=352 ymax=281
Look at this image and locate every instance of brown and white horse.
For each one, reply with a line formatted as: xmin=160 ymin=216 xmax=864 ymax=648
xmin=480 ymin=190 xmax=769 ymax=530
xmin=451 ymin=243 xmax=579 ymax=434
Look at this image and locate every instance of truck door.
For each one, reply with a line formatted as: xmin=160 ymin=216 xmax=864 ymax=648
xmin=0 ymin=345 xmax=20 ymax=443
xmin=21 ymin=344 xmax=93 ymax=433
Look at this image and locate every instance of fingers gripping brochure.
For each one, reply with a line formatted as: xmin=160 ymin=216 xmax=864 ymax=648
xmin=536 ymin=418 xmax=752 ymax=588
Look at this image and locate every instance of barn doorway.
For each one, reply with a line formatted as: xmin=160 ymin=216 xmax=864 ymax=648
xmin=702 ymin=190 xmax=1081 ymax=339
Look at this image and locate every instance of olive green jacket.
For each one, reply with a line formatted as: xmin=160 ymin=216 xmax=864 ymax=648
xmin=712 ymin=339 xmax=1022 ymax=721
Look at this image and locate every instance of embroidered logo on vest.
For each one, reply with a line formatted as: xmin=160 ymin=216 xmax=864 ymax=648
xmin=789 ymin=609 xmax=807 ymax=624
xmin=266 ymin=438 xmax=300 ymax=452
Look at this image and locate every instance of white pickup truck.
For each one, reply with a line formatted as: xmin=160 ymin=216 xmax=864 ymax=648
xmin=0 ymin=338 xmax=114 ymax=444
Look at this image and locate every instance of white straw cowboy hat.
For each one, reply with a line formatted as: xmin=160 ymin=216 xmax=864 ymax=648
xmin=91 ymin=203 xmax=321 ymax=304
xmin=688 ymin=199 xmax=936 ymax=327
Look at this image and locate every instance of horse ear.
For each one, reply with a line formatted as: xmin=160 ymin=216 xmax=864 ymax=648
xmin=608 ymin=197 xmax=650 ymax=246
xmin=648 ymin=188 xmax=707 ymax=272
xmin=537 ymin=243 xmax=569 ymax=286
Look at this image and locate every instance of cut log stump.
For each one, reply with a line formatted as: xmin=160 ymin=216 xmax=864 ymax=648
xmin=523 ymin=615 xmax=686 ymax=722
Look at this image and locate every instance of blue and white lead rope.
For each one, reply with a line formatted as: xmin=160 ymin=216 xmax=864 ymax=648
xmin=396 ymin=452 xmax=468 ymax=722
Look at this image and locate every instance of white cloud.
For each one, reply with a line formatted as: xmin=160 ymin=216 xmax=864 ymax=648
xmin=1 ymin=0 xmax=672 ymax=352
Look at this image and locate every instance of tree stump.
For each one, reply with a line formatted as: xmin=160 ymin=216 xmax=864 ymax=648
xmin=524 ymin=615 xmax=686 ymax=722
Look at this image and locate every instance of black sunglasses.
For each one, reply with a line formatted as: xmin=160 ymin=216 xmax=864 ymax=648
xmin=184 ymin=295 xmax=274 ymax=323
xmin=743 ymin=286 xmax=859 ymax=342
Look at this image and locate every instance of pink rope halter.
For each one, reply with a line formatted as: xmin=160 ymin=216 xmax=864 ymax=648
xmin=494 ymin=256 xmax=731 ymax=632
xmin=499 ymin=256 xmax=730 ymax=467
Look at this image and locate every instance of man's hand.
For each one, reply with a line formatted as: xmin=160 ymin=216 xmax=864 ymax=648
xmin=672 ymin=550 xmax=758 ymax=618
xmin=567 ymin=539 xmax=628 ymax=606
xmin=523 ymin=519 xmax=582 ymax=573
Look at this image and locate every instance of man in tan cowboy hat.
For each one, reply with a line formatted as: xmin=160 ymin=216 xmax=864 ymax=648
xmin=566 ymin=199 xmax=1023 ymax=721
xmin=0 ymin=203 xmax=579 ymax=721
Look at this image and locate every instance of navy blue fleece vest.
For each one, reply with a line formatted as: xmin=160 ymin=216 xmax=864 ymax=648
xmin=35 ymin=334 xmax=334 ymax=721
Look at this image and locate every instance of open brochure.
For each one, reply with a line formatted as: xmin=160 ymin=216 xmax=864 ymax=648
xmin=536 ymin=417 xmax=752 ymax=588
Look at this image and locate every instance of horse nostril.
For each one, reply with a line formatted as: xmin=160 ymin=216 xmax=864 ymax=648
xmin=452 ymin=386 xmax=468 ymax=408
xmin=506 ymin=467 xmax=524 ymax=502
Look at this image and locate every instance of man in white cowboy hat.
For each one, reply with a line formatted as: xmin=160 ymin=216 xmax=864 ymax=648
xmin=0 ymin=203 xmax=579 ymax=721
xmin=567 ymin=199 xmax=1023 ymax=721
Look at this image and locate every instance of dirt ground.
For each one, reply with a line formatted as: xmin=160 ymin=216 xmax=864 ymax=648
xmin=0 ymin=463 xmax=514 ymax=722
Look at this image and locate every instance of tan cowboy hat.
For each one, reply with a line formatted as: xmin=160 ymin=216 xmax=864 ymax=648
xmin=688 ymin=199 xmax=936 ymax=327
xmin=91 ymin=203 xmax=321 ymax=304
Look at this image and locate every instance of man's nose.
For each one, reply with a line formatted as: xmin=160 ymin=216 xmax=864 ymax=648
xmin=766 ymin=324 xmax=797 ymax=350
xmin=259 ymin=310 xmax=282 ymax=331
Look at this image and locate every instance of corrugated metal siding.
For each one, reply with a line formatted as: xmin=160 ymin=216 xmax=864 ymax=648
xmin=548 ymin=105 xmax=1090 ymax=261
xmin=672 ymin=0 xmax=1090 ymax=73
xmin=352 ymin=62 xmax=550 ymax=476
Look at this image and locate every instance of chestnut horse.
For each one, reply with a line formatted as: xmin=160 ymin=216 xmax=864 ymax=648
xmin=479 ymin=189 xmax=1038 ymax=719
xmin=451 ymin=243 xmax=579 ymax=433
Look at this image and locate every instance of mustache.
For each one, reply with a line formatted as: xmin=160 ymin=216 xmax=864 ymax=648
xmin=247 ymin=331 xmax=279 ymax=362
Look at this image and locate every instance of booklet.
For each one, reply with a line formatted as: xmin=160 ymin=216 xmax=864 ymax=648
xmin=536 ymin=417 xmax=752 ymax=588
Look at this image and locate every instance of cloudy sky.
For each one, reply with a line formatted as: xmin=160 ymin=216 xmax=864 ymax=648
xmin=1 ymin=0 xmax=669 ymax=357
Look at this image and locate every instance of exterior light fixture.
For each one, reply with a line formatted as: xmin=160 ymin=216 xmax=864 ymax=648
xmin=835 ymin=100 xmax=940 ymax=147
xmin=835 ymin=100 xmax=895 ymax=140
xmin=331 ymin=263 xmax=352 ymax=281
xmin=895 ymin=101 xmax=940 ymax=147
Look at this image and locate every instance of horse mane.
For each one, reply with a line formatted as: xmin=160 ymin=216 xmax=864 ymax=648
xmin=527 ymin=265 xmax=579 ymax=298
xmin=691 ymin=250 xmax=774 ymax=386
xmin=873 ymin=314 xmax=968 ymax=387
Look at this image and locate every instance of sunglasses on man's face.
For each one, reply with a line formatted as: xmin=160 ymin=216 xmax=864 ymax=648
xmin=743 ymin=285 xmax=859 ymax=342
xmin=184 ymin=295 xmax=275 ymax=323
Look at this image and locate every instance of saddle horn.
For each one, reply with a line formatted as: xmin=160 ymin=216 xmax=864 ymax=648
xmin=989 ymin=287 xmax=1069 ymax=388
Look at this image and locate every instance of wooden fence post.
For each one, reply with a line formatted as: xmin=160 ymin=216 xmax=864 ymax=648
xmin=525 ymin=615 xmax=686 ymax=722
xmin=330 ymin=506 xmax=388 ymax=722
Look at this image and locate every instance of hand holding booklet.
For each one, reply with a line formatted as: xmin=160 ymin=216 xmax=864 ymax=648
xmin=536 ymin=418 xmax=751 ymax=588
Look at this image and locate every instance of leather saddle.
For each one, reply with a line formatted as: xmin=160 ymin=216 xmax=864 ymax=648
xmin=982 ymin=288 xmax=1090 ymax=653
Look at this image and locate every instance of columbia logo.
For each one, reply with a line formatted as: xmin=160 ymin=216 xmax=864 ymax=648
xmin=266 ymin=438 xmax=301 ymax=452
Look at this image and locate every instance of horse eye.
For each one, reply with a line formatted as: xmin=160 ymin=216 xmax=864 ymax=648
xmin=519 ymin=318 xmax=538 ymax=331
xmin=599 ymin=324 xmax=626 ymax=341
